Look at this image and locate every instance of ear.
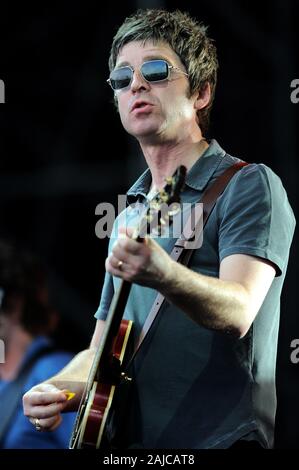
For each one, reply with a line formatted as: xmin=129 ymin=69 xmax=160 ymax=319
xmin=194 ymin=82 xmax=211 ymax=111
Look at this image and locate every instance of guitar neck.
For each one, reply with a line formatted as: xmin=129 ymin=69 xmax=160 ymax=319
xmin=87 ymin=278 xmax=132 ymax=388
xmin=84 ymin=165 xmax=187 ymax=394
xmin=86 ymin=233 xmax=145 ymax=389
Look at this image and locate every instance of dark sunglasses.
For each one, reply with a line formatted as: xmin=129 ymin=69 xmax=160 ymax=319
xmin=107 ymin=59 xmax=188 ymax=91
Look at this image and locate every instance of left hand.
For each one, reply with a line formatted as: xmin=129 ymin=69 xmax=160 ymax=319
xmin=105 ymin=228 xmax=173 ymax=289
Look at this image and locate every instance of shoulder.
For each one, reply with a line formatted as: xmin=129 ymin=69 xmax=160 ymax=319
xmin=222 ymin=161 xmax=292 ymax=204
xmin=235 ymin=161 xmax=281 ymax=181
xmin=216 ymin=160 xmax=296 ymax=246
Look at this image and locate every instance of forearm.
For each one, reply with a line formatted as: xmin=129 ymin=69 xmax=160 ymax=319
xmin=160 ymin=260 xmax=250 ymax=337
xmin=45 ymin=348 xmax=96 ymax=411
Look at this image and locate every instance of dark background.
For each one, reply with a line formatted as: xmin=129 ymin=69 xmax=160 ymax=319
xmin=0 ymin=0 xmax=298 ymax=448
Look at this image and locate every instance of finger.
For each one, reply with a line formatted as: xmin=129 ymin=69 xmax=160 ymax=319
xmin=116 ymin=237 xmax=142 ymax=254
xmin=107 ymin=257 xmax=134 ymax=278
xmin=105 ymin=256 xmax=134 ymax=280
xmin=118 ymin=226 xmax=135 ymax=238
xmin=107 ymin=254 xmax=126 ymax=271
xmin=48 ymin=415 xmax=62 ymax=431
xmin=26 ymin=400 xmax=68 ymax=420
xmin=25 ymin=390 xmax=67 ymax=407
xmin=111 ymin=243 xmax=128 ymax=262
xmin=30 ymin=415 xmax=61 ymax=432
xmin=105 ymin=255 xmax=121 ymax=277
xmin=40 ymin=415 xmax=62 ymax=432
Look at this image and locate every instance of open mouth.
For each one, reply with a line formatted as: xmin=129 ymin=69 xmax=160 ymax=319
xmin=132 ymin=101 xmax=152 ymax=111
xmin=132 ymin=102 xmax=153 ymax=113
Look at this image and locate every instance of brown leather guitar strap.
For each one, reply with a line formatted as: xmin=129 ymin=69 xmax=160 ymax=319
xmin=128 ymin=161 xmax=249 ymax=364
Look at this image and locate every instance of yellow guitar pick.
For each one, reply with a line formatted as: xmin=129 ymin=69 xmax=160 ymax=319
xmin=63 ymin=390 xmax=76 ymax=401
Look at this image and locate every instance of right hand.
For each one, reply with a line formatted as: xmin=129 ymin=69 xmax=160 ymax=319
xmin=23 ymin=383 xmax=69 ymax=432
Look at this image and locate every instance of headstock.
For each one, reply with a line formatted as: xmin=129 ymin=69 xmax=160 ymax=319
xmin=136 ymin=165 xmax=187 ymax=239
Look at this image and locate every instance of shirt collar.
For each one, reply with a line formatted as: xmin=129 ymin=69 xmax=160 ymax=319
xmin=126 ymin=139 xmax=226 ymax=203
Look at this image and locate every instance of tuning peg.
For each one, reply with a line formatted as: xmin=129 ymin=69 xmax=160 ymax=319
xmin=168 ymin=203 xmax=180 ymax=216
xmin=165 ymin=177 xmax=173 ymax=185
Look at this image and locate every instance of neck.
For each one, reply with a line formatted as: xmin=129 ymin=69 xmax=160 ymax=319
xmin=139 ymin=135 xmax=209 ymax=190
xmin=0 ymin=326 xmax=33 ymax=381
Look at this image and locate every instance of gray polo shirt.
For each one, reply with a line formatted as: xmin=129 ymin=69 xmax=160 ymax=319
xmin=95 ymin=140 xmax=295 ymax=449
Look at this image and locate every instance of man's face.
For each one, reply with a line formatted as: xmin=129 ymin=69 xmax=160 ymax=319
xmin=113 ymin=40 xmax=197 ymax=143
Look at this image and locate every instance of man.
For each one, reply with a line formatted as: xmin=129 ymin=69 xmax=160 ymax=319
xmin=0 ymin=239 xmax=76 ymax=448
xmin=22 ymin=9 xmax=295 ymax=448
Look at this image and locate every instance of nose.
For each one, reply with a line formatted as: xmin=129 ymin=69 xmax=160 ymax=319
xmin=130 ymin=68 xmax=150 ymax=92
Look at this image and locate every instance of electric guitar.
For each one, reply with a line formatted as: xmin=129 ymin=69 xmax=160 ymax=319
xmin=69 ymin=165 xmax=186 ymax=449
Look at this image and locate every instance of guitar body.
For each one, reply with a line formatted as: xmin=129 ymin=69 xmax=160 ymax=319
xmin=70 ymin=319 xmax=133 ymax=449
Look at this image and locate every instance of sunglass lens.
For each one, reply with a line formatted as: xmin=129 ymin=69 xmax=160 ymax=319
xmin=110 ymin=67 xmax=132 ymax=90
xmin=142 ymin=60 xmax=168 ymax=82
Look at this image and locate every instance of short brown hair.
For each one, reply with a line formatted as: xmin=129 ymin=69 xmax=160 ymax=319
xmin=109 ymin=9 xmax=218 ymax=135
xmin=0 ymin=239 xmax=51 ymax=336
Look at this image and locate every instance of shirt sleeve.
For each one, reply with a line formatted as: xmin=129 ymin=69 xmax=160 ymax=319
xmin=94 ymin=270 xmax=114 ymax=320
xmin=217 ymin=163 xmax=296 ymax=276
xmin=93 ymin=210 xmax=128 ymax=321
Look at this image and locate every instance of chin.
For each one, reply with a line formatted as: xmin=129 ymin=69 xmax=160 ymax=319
xmin=128 ymin=121 xmax=162 ymax=139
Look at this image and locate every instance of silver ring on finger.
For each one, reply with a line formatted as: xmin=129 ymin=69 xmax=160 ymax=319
xmin=117 ymin=260 xmax=123 ymax=270
xmin=34 ymin=417 xmax=42 ymax=431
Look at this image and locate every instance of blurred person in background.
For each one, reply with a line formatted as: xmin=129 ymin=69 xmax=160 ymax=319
xmin=0 ymin=239 xmax=76 ymax=448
